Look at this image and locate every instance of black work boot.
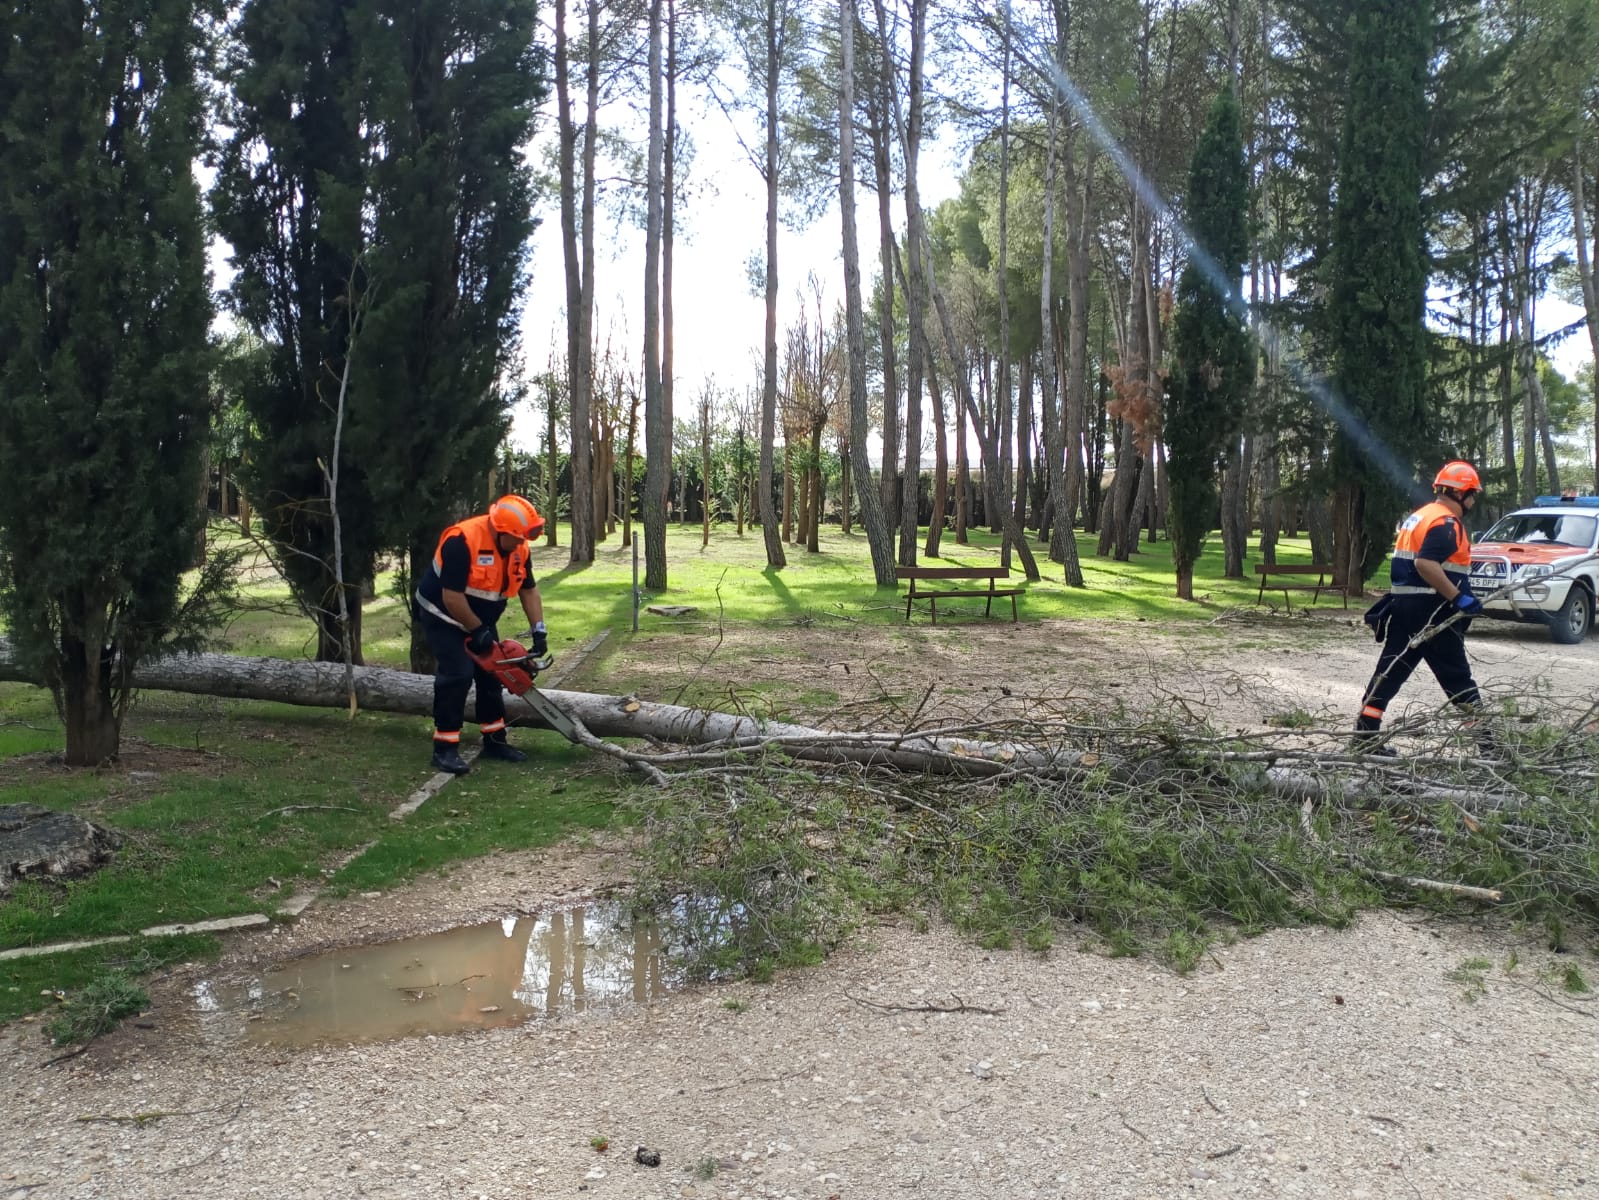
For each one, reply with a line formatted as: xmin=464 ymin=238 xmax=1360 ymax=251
xmin=479 ymin=735 xmax=527 ymax=764
xmin=1350 ymin=731 xmax=1398 ymax=758
xmin=431 ymin=742 xmax=471 ymax=775
xmin=1460 ymin=706 xmax=1510 ymax=762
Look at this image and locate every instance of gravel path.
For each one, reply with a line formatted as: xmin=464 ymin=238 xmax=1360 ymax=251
xmin=4 ymin=617 xmax=1598 ymax=1199
xmin=4 ymin=844 xmax=1596 ymax=1200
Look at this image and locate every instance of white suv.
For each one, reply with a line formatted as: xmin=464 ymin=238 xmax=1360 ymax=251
xmin=1469 ymin=497 xmax=1599 ymax=644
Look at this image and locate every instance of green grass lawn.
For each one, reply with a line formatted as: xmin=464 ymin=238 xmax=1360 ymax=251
xmin=343 ymin=520 xmax=1325 ymax=661
xmin=212 ymin=519 xmax=1333 ymax=669
xmin=1 ymin=516 xmax=1329 ymax=1022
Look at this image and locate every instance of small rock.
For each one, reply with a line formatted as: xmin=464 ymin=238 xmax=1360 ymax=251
xmin=634 ymin=1146 xmax=661 ymax=1167
xmin=583 ymin=1166 xmax=606 ymax=1180
xmin=971 ymin=1061 xmax=993 ymax=1080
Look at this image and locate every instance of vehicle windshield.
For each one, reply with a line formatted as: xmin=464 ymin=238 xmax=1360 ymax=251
xmin=1481 ymin=513 xmax=1597 ymax=549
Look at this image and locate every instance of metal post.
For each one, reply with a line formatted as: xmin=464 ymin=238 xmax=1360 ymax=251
xmin=632 ymin=536 xmax=640 ymax=632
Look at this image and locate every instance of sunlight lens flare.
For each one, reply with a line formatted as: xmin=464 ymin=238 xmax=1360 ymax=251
xmin=1043 ymin=61 xmax=1419 ymax=499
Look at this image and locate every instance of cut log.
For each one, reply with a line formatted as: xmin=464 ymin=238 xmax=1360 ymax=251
xmin=0 ymin=639 xmax=1051 ymax=778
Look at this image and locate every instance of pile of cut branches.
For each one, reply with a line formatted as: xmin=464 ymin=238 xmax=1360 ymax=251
xmin=628 ymin=690 xmax=1599 ymax=976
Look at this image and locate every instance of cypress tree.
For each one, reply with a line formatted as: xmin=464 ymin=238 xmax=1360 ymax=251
xmin=351 ymin=0 xmax=542 ymax=671
xmin=211 ymin=0 xmax=380 ymax=663
xmin=1167 ymin=87 xmax=1254 ymax=602
xmin=0 ymin=0 xmax=225 ymax=765
xmin=1326 ymin=0 xmax=1434 ymax=586
xmin=213 ymin=0 xmax=541 ymax=668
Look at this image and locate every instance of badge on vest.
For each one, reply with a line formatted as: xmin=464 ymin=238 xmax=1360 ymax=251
xmin=477 ymin=553 xmax=496 ymax=566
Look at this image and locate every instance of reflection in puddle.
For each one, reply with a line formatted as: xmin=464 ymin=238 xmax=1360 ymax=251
xmin=194 ymin=902 xmax=668 ymax=1046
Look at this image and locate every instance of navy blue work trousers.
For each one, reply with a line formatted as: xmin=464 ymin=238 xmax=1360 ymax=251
xmin=418 ymin=610 xmax=506 ymax=738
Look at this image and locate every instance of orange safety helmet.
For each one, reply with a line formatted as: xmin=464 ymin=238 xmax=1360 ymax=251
xmin=487 ymin=494 xmax=544 ymax=541
xmin=1432 ymin=461 xmax=1481 ymax=495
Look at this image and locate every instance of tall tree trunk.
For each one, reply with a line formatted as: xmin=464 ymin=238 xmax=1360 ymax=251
xmin=700 ymin=388 xmax=712 ymax=548
xmin=237 ymin=454 xmax=252 ymax=536
xmin=782 ymin=438 xmax=794 ymax=543
xmin=795 ymin=440 xmax=812 ymax=546
xmin=1574 ymin=133 xmax=1599 ymax=486
xmin=1038 ymin=89 xmax=1085 ymax=585
xmin=641 ymin=0 xmax=668 ymax=589
xmin=894 ymin=0 xmax=931 ymax=568
xmin=1099 ymin=208 xmax=1153 ymax=562
xmin=545 ymin=390 xmax=560 ymax=548
xmin=1518 ymin=286 xmax=1559 ymax=497
xmin=1012 ymin=353 xmax=1032 ymax=553
xmin=60 ymin=632 xmax=120 ymax=767
xmin=925 ymin=240 xmax=1039 ymax=579
xmin=994 ymin=0 xmax=1015 ymax=572
xmin=1061 ymin=142 xmax=1094 ymax=558
xmin=840 ymin=0 xmax=896 ymax=585
xmin=806 ymin=421 xmax=823 ymax=553
xmin=758 ymin=0 xmax=787 ymax=570
xmin=1498 ymin=292 xmax=1517 ymax=490
xmin=924 ymin=354 xmax=949 ymax=558
xmin=1512 ymin=291 xmax=1537 ymax=503
xmin=554 ymin=0 xmax=593 ymax=564
xmin=1221 ymin=444 xmax=1245 ymax=575
xmin=840 ymin=421 xmax=851 ymax=534
xmin=869 ymin=0 xmax=900 ymax=530
xmin=955 ymin=368 xmax=969 ymax=544
xmin=662 ymin=0 xmax=677 ymax=533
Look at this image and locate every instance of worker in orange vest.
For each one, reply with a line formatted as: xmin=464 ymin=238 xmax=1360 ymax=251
xmin=413 ymin=495 xmax=547 ymax=775
xmin=1353 ymin=461 xmax=1486 ymax=755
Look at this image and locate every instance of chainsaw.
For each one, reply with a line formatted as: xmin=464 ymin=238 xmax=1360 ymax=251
xmin=464 ymin=636 xmax=582 ymax=743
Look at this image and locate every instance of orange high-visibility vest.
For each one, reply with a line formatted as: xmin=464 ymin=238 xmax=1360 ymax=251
xmin=431 ymin=514 xmax=530 ymax=601
xmin=1389 ymin=501 xmax=1469 ymax=596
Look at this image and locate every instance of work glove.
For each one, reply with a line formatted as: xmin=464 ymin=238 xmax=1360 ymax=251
xmin=530 ymin=623 xmax=549 ymax=658
xmin=1453 ymin=593 xmax=1484 ymax=618
xmin=467 ymin=625 xmax=497 ymax=655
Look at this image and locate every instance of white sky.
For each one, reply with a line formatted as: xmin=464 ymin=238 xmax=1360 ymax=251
xmin=508 ymin=97 xmax=967 ymax=454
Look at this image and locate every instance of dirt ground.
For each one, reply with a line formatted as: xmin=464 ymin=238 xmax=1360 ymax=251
xmin=593 ymin=607 xmax=1599 ymax=737
xmin=3 ymin=614 xmax=1599 ymax=1199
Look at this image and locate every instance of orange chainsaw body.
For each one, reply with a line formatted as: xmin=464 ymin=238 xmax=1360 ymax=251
xmin=466 ymin=638 xmax=538 ymax=696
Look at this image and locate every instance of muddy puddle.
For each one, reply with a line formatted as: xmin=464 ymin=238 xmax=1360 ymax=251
xmin=193 ymin=901 xmax=669 ymax=1046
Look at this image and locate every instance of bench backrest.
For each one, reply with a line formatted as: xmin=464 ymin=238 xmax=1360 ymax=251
xmin=897 ymin=565 xmax=1010 ymax=580
xmin=1254 ymin=563 xmax=1331 ymax=576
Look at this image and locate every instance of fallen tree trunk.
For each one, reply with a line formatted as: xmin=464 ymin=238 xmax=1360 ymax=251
xmin=0 ymin=639 xmax=1057 ymax=778
xmin=0 ymin=639 xmax=1536 ymax=820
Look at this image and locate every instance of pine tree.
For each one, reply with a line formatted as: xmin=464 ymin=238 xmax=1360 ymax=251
xmin=350 ymin=0 xmax=542 ymax=671
xmin=0 ymin=0 xmax=225 ymax=765
xmin=1327 ymin=0 xmax=1433 ymax=587
xmin=211 ymin=0 xmax=380 ymax=663
xmin=1167 ymin=87 xmax=1254 ymax=602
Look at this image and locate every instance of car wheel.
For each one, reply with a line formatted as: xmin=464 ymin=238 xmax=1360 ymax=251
xmin=1550 ymin=584 xmax=1593 ymax=645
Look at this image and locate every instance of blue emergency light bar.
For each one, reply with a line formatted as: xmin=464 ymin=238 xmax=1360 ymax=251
xmin=1533 ymin=495 xmax=1599 ymax=508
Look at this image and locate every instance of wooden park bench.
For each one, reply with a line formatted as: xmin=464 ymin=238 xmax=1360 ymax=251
xmin=897 ymin=565 xmax=1022 ymax=624
xmin=1254 ymin=562 xmax=1346 ymax=612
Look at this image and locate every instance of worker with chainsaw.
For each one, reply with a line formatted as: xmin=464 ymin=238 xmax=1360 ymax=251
xmin=414 ymin=494 xmax=548 ymax=775
xmin=1352 ymin=461 xmax=1488 ymax=756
